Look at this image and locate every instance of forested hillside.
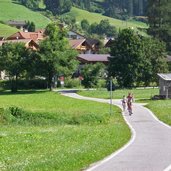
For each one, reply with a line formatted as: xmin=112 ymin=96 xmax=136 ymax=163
xmin=20 ymin=0 xmax=147 ymax=19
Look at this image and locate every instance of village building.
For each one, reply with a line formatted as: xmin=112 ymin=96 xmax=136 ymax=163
xmin=69 ymin=39 xmax=92 ymax=54
xmin=158 ymin=73 xmax=171 ymax=99
xmin=104 ymin=37 xmax=115 ymax=48
xmin=6 ymin=20 xmax=27 ymax=31
xmin=69 ymin=38 xmax=100 ymax=54
xmin=68 ymin=30 xmax=85 ymax=40
xmin=6 ymin=31 xmax=44 ymax=41
xmin=0 ymin=39 xmax=39 ymax=50
xmin=77 ymin=54 xmax=110 ymax=65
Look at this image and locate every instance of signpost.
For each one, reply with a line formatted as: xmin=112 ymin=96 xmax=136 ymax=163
xmin=109 ymin=77 xmax=114 ymax=115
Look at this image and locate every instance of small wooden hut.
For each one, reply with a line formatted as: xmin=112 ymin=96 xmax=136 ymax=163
xmin=158 ymin=73 xmax=171 ymax=99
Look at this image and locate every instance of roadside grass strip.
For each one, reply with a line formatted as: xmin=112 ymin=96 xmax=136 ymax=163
xmin=145 ymin=100 xmax=171 ymax=126
xmin=0 ymin=90 xmax=131 ymax=171
xmin=78 ymin=88 xmax=159 ymax=100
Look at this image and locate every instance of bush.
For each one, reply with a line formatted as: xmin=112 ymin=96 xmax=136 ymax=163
xmin=0 ymin=79 xmax=47 ymax=90
xmin=97 ymin=79 xmax=106 ymax=89
xmin=64 ymin=78 xmax=81 ymax=88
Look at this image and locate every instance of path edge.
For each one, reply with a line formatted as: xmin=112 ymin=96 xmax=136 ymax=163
xmin=85 ymin=104 xmax=136 ymax=171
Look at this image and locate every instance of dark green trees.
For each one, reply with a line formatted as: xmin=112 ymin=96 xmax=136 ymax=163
xmin=108 ymin=29 xmax=168 ymax=87
xmin=147 ymin=0 xmax=171 ymax=51
xmin=44 ymin=0 xmax=72 ymax=15
xmin=0 ymin=43 xmax=28 ymax=92
xmin=18 ymin=0 xmax=40 ymax=9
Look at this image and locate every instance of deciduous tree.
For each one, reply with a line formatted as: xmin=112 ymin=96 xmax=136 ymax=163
xmin=38 ymin=23 xmax=78 ymax=90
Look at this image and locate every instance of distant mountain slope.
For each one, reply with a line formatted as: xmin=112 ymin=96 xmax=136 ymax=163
xmin=0 ymin=23 xmax=18 ymax=37
xmin=0 ymin=0 xmax=50 ymax=29
xmin=64 ymin=7 xmax=148 ymax=34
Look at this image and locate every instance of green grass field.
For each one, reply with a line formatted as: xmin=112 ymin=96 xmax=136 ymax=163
xmin=0 ymin=23 xmax=18 ymax=37
xmin=145 ymin=100 xmax=171 ymax=126
xmin=0 ymin=90 xmax=130 ymax=171
xmin=64 ymin=7 xmax=148 ymax=35
xmin=0 ymin=0 xmax=50 ymax=30
xmin=78 ymin=88 xmax=159 ymax=100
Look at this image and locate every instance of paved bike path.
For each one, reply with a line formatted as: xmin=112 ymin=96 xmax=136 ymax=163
xmin=60 ymin=91 xmax=171 ymax=171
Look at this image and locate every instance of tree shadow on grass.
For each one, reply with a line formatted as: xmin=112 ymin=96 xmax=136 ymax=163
xmin=0 ymin=90 xmax=48 ymax=96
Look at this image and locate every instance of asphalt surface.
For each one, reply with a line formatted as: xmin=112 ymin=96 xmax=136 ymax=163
xmin=60 ymin=91 xmax=171 ymax=171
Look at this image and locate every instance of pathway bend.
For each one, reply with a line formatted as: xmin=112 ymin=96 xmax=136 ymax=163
xmin=59 ymin=91 xmax=171 ymax=171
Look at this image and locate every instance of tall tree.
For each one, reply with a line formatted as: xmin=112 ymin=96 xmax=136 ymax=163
xmin=147 ymin=0 xmax=171 ymax=51
xmin=108 ymin=29 xmax=168 ymax=87
xmin=38 ymin=23 xmax=78 ymax=90
xmin=0 ymin=43 xmax=28 ymax=92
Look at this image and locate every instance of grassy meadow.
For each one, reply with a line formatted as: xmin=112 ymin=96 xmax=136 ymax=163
xmin=145 ymin=100 xmax=171 ymax=126
xmin=0 ymin=90 xmax=131 ymax=171
xmin=78 ymin=88 xmax=159 ymax=100
xmin=0 ymin=23 xmax=18 ymax=37
xmin=64 ymin=7 xmax=148 ymax=35
xmin=0 ymin=0 xmax=50 ymax=29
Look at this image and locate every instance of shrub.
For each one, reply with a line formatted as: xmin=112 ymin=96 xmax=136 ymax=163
xmin=0 ymin=79 xmax=47 ymax=90
xmin=64 ymin=78 xmax=81 ymax=88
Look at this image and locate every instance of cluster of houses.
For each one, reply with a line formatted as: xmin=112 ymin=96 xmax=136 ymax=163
xmin=0 ymin=21 xmax=113 ymax=82
xmin=0 ymin=21 xmax=171 ymax=98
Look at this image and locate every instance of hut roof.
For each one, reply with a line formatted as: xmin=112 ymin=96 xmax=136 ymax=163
xmin=158 ymin=73 xmax=171 ymax=81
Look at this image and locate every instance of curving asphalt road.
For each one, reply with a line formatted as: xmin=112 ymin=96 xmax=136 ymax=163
xmin=59 ymin=91 xmax=171 ymax=171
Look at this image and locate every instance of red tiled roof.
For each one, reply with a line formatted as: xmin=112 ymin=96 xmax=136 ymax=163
xmin=77 ymin=54 xmax=110 ymax=62
xmin=7 ymin=31 xmax=44 ymax=41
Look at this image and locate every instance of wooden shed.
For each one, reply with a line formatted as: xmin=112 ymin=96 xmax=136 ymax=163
xmin=158 ymin=73 xmax=171 ymax=99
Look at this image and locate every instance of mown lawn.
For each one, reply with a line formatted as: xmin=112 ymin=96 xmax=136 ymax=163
xmin=0 ymin=90 xmax=131 ymax=171
xmin=78 ymin=88 xmax=159 ymax=100
xmin=145 ymin=100 xmax=171 ymax=126
xmin=0 ymin=0 xmax=50 ymax=29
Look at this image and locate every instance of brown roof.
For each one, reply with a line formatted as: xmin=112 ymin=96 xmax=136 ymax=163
xmin=77 ymin=54 xmax=110 ymax=62
xmin=7 ymin=31 xmax=44 ymax=41
xmin=86 ymin=38 xmax=100 ymax=46
xmin=69 ymin=39 xmax=86 ymax=49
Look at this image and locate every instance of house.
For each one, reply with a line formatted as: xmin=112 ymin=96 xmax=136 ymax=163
xmin=86 ymin=38 xmax=100 ymax=54
xmin=69 ymin=39 xmax=92 ymax=54
xmin=6 ymin=31 xmax=44 ymax=41
xmin=77 ymin=54 xmax=110 ymax=65
xmin=6 ymin=20 xmax=27 ymax=30
xmin=158 ymin=73 xmax=171 ymax=99
xmin=68 ymin=30 xmax=85 ymax=40
xmin=0 ymin=39 xmax=39 ymax=50
xmin=104 ymin=38 xmax=115 ymax=48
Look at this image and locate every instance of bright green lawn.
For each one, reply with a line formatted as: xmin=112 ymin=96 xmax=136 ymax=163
xmin=78 ymin=88 xmax=159 ymax=100
xmin=64 ymin=7 xmax=148 ymax=36
xmin=0 ymin=91 xmax=130 ymax=171
xmin=0 ymin=0 xmax=50 ymax=29
xmin=0 ymin=23 xmax=18 ymax=37
xmin=146 ymin=100 xmax=171 ymax=126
